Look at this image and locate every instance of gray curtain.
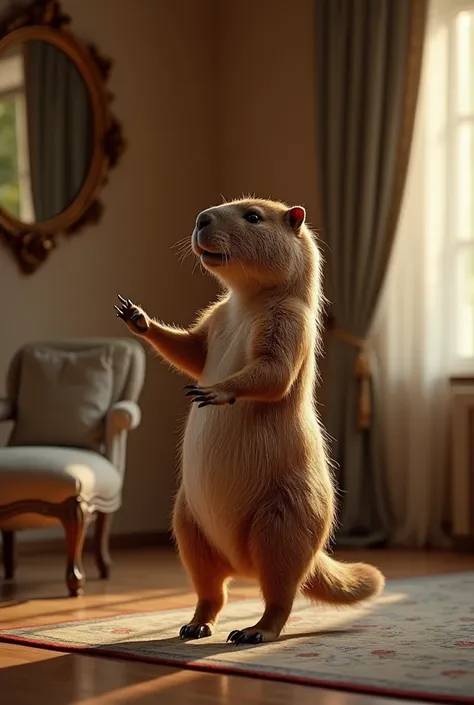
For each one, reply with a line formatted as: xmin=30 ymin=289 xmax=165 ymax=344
xmin=23 ymin=41 xmax=94 ymax=222
xmin=315 ymin=0 xmax=428 ymax=545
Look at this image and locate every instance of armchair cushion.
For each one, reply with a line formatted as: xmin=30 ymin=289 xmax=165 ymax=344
xmin=0 ymin=446 xmax=122 ymax=508
xmin=10 ymin=346 xmax=114 ymax=452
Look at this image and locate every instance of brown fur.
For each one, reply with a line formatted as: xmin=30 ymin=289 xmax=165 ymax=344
xmin=117 ymin=197 xmax=385 ymax=644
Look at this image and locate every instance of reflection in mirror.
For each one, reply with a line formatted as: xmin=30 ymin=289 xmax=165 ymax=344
xmin=0 ymin=40 xmax=93 ymax=224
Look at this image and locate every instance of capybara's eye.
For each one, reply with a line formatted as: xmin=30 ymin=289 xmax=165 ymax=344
xmin=244 ymin=212 xmax=261 ymax=224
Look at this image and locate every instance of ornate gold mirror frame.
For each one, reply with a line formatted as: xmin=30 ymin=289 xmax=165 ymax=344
xmin=0 ymin=0 xmax=125 ymax=273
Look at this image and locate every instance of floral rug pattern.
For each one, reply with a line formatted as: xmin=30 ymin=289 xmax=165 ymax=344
xmin=1 ymin=573 xmax=474 ymax=703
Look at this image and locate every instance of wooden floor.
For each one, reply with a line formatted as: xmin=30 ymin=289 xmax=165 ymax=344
xmin=0 ymin=546 xmax=473 ymax=704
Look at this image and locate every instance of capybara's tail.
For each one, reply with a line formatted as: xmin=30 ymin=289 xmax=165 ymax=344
xmin=302 ymin=551 xmax=385 ymax=605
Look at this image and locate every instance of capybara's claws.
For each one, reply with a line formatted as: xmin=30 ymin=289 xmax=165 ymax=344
xmin=227 ymin=629 xmax=264 ymax=645
xmin=185 ymin=389 xmax=207 ymax=397
xmin=179 ymin=623 xmax=212 ymax=640
xmin=226 ymin=630 xmax=240 ymax=643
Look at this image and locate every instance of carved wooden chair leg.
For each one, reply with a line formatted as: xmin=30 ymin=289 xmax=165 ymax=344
xmin=2 ymin=530 xmax=16 ymax=580
xmin=94 ymin=511 xmax=113 ymax=579
xmin=60 ymin=498 xmax=88 ymax=597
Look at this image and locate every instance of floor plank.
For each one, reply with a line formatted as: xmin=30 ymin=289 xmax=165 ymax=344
xmin=0 ymin=546 xmax=472 ymax=704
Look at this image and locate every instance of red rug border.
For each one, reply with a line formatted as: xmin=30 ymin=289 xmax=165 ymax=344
xmin=0 ymin=631 xmax=472 ymax=705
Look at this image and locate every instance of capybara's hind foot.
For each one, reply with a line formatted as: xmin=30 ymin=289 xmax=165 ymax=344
xmin=226 ymin=626 xmax=278 ymax=645
xmin=179 ymin=623 xmax=213 ymax=640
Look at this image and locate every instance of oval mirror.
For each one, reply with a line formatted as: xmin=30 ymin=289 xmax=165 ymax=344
xmin=0 ymin=0 xmax=125 ymax=274
xmin=0 ymin=40 xmax=94 ymax=224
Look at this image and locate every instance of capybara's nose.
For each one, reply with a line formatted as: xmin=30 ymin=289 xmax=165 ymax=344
xmin=196 ymin=210 xmax=214 ymax=231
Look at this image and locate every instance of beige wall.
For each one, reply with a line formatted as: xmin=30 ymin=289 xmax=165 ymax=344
xmin=0 ymin=0 xmax=219 ymax=538
xmin=0 ymin=0 xmax=322 ymax=539
xmin=218 ymin=0 xmax=319 ymax=220
xmin=217 ymin=0 xmax=328 ymax=402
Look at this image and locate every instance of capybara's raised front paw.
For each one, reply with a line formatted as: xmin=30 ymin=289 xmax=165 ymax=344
xmin=115 ymin=294 xmax=150 ymax=334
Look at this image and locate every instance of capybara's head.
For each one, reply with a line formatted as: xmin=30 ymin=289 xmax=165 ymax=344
xmin=191 ymin=198 xmax=320 ymax=292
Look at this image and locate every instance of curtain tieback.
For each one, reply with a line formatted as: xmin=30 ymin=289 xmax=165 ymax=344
xmin=331 ymin=328 xmax=372 ymax=431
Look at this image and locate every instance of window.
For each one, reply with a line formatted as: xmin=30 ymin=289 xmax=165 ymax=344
xmin=0 ymin=51 xmax=35 ymax=223
xmin=0 ymin=97 xmax=20 ymax=217
xmin=445 ymin=2 xmax=474 ymax=368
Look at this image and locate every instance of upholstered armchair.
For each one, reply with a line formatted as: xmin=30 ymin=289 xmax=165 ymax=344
xmin=0 ymin=338 xmax=145 ymax=596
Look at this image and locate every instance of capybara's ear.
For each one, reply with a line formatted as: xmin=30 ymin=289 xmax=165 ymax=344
xmin=285 ymin=206 xmax=306 ymax=233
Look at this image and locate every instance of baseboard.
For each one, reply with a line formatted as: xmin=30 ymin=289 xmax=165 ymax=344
xmin=15 ymin=531 xmax=174 ymax=556
xmin=452 ymin=535 xmax=474 ymax=552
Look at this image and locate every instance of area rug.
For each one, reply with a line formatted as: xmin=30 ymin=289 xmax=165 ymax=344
xmin=1 ymin=573 xmax=474 ymax=703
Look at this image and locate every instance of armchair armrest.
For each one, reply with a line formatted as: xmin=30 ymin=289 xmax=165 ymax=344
xmin=104 ymin=401 xmax=141 ymax=475
xmin=107 ymin=400 xmax=141 ymax=432
xmin=0 ymin=398 xmax=14 ymax=423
